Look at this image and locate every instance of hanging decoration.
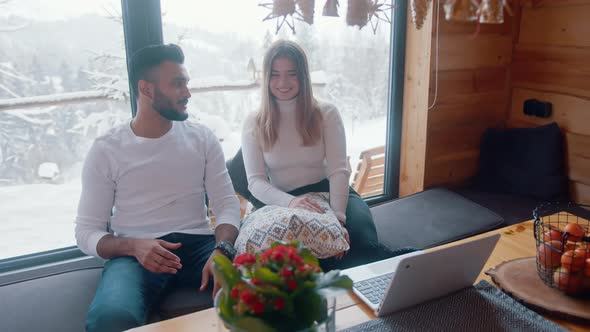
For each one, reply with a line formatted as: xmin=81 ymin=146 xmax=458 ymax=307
xmin=346 ymin=0 xmax=370 ymax=29
xmin=322 ymin=0 xmax=339 ymax=17
xmin=259 ymin=0 xmax=513 ymax=35
xmin=298 ymin=0 xmax=315 ymax=24
xmin=479 ymin=0 xmax=505 ymax=24
xmin=260 ymin=0 xmax=297 ymax=34
xmin=442 ymin=0 xmax=513 ymax=25
xmin=347 ymin=0 xmax=394 ymax=34
xmin=259 ymin=0 xmax=402 ymax=35
xmin=410 ymin=0 xmax=432 ymax=30
xmin=260 ymin=0 xmax=315 ymax=34
xmin=443 ymin=0 xmax=478 ymax=22
xmin=367 ymin=1 xmax=395 ymax=34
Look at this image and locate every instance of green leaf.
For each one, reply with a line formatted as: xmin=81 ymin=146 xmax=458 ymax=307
xmin=303 ymin=280 xmax=316 ymax=289
xmin=253 ymin=285 xmax=288 ymax=297
xmin=212 ymin=254 xmax=241 ymax=292
xmin=314 ymin=270 xmax=353 ymax=291
xmin=299 ymin=248 xmax=319 ymax=267
xmin=270 ymin=241 xmax=286 ymax=248
xmin=326 ymin=275 xmax=353 ymax=289
xmin=253 ymin=266 xmax=283 ymax=285
xmin=217 ymin=292 xmax=236 ymax=324
xmin=234 ymin=316 xmax=276 ymax=332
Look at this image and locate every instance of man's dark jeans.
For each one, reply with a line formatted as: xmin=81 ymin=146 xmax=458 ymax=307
xmin=86 ymin=233 xmax=215 ymax=332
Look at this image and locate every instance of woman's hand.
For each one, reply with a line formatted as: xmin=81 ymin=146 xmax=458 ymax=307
xmin=288 ymin=196 xmax=325 ymax=213
xmin=342 ymin=225 xmax=350 ymax=245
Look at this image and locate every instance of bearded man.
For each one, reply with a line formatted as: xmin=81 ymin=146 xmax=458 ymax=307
xmin=75 ymin=44 xmax=240 ymax=332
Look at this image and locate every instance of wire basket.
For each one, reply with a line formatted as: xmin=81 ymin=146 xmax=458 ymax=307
xmin=533 ymin=202 xmax=590 ymax=297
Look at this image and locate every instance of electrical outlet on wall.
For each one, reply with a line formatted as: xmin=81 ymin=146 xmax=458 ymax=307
xmin=523 ymin=99 xmax=552 ymax=118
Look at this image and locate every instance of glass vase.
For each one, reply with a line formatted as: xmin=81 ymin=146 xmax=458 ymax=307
xmin=214 ymin=292 xmax=336 ymax=332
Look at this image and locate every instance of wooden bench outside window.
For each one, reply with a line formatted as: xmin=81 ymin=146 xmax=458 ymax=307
xmin=352 ymin=146 xmax=385 ymax=198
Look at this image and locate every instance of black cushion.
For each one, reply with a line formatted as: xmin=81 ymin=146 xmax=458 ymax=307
xmin=476 ymin=122 xmax=567 ymax=201
xmin=371 ymin=188 xmax=504 ymax=250
xmin=225 ymin=148 xmax=263 ymax=208
xmin=453 ymin=188 xmax=541 ymax=226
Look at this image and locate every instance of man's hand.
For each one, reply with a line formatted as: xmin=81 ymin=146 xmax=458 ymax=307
xmin=200 ymin=249 xmax=224 ymax=299
xmin=132 ymin=239 xmax=182 ymax=274
xmin=288 ymin=196 xmax=325 ymax=213
xmin=203 ymin=224 xmax=239 ymax=298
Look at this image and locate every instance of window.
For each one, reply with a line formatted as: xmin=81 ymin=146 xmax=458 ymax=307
xmin=160 ymin=0 xmax=393 ymax=197
xmin=0 ymin=0 xmax=128 ymax=260
xmin=0 ymin=0 xmax=405 ymax=266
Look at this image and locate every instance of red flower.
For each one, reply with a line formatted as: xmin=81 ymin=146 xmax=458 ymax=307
xmin=271 ymin=250 xmax=285 ymax=262
xmin=234 ymin=253 xmax=256 ymax=266
xmin=285 ymin=246 xmax=297 ymax=255
xmin=287 ymin=279 xmax=297 ymax=291
xmin=274 ymin=297 xmax=286 ymax=311
xmin=307 ymin=263 xmax=321 ymax=272
xmin=261 ymin=245 xmax=306 ymax=266
xmin=291 ymin=255 xmax=304 ymax=266
xmin=251 ymin=278 xmax=261 ymax=285
xmin=230 ymin=287 xmax=240 ymax=299
xmin=252 ymin=301 xmax=265 ymax=314
xmin=280 ymin=268 xmax=294 ymax=278
xmin=261 ymin=250 xmax=272 ymax=261
xmin=240 ymin=290 xmax=256 ymax=305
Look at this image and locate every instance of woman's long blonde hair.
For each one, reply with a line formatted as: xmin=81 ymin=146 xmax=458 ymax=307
xmin=256 ymin=40 xmax=322 ymax=151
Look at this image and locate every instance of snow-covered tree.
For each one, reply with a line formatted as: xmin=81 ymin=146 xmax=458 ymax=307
xmin=0 ymin=62 xmax=35 ymax=98
xmin=295 ymin=24 xmax=321 ymax=70
xmin=263 ymin=29 xmax=274 ymax=48
xmin=85 ymin=52 xmax=129 ymax=101
xmin=0 ymin=0 xmax=29 ymax=32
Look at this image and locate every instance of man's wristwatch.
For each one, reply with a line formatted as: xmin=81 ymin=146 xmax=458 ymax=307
xmin=213 ymin=241 xmax=237 ymax=261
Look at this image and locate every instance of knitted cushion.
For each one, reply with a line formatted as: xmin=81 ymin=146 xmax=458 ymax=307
xmin=234 ymin=193 xmax=350 ymax=258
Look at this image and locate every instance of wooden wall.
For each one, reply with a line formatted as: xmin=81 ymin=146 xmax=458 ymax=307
xmin=507 ymin=1 xmax=590 ymax=205
xmin=421 ymin=5 xmax=517 ymax=188
xmin=399 ymin=1 xmax=590 ymax=204
xmin=399 ymin=1 xmax=433 ymax=197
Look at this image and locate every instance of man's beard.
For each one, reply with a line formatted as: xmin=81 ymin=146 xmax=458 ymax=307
xmin=152 ymin=88 xmax=189 ymax=121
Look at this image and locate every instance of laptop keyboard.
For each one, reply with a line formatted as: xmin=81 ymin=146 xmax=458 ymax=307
xmin=353 ymin=272 xmax=394 ymax=304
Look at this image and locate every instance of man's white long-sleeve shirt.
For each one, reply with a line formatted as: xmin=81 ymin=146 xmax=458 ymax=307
xmin=75 ymin=121 xmax=240 ymax=258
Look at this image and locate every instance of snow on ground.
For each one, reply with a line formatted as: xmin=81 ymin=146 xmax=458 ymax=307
xmin=0 ymin=181 xmax=80 ymax=259
xmin=344 ymin=115 xmax=387 ymax=175
xmin=0 ymin=116 xmax=386 ymax=260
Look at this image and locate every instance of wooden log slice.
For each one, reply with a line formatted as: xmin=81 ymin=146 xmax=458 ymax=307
xmin=486 ymin=257 xmax=590 ymax=323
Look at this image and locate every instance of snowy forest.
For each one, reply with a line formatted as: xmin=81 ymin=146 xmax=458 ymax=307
xmin=0 ymin=0 xmax=391 ymax=258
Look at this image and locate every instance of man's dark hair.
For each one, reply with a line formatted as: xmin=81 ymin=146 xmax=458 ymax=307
xmin=129 ymin=43 xmax=185 ymax=98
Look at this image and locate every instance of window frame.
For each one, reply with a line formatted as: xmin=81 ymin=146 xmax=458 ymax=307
xmin=365 ymin=0 xmax=407 ymax=206
xmin=121 ymin=0 xmax=164 ymax=116
xmin=0 ymin=0 xmax=407 ymax=273
xmin=0 ymin=0 xmax=163 ymax=274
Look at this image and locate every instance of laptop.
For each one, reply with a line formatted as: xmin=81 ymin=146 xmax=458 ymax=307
xmin=343 ymin=233 xmax=500 ymax=317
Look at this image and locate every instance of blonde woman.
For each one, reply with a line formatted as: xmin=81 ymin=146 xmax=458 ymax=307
xmin=241 ymin=40 xmax=385 ymax=270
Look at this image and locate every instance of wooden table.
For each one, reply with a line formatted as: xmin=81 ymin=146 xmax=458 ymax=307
xmin=131 ymin=220 xmax=590 ymax=332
